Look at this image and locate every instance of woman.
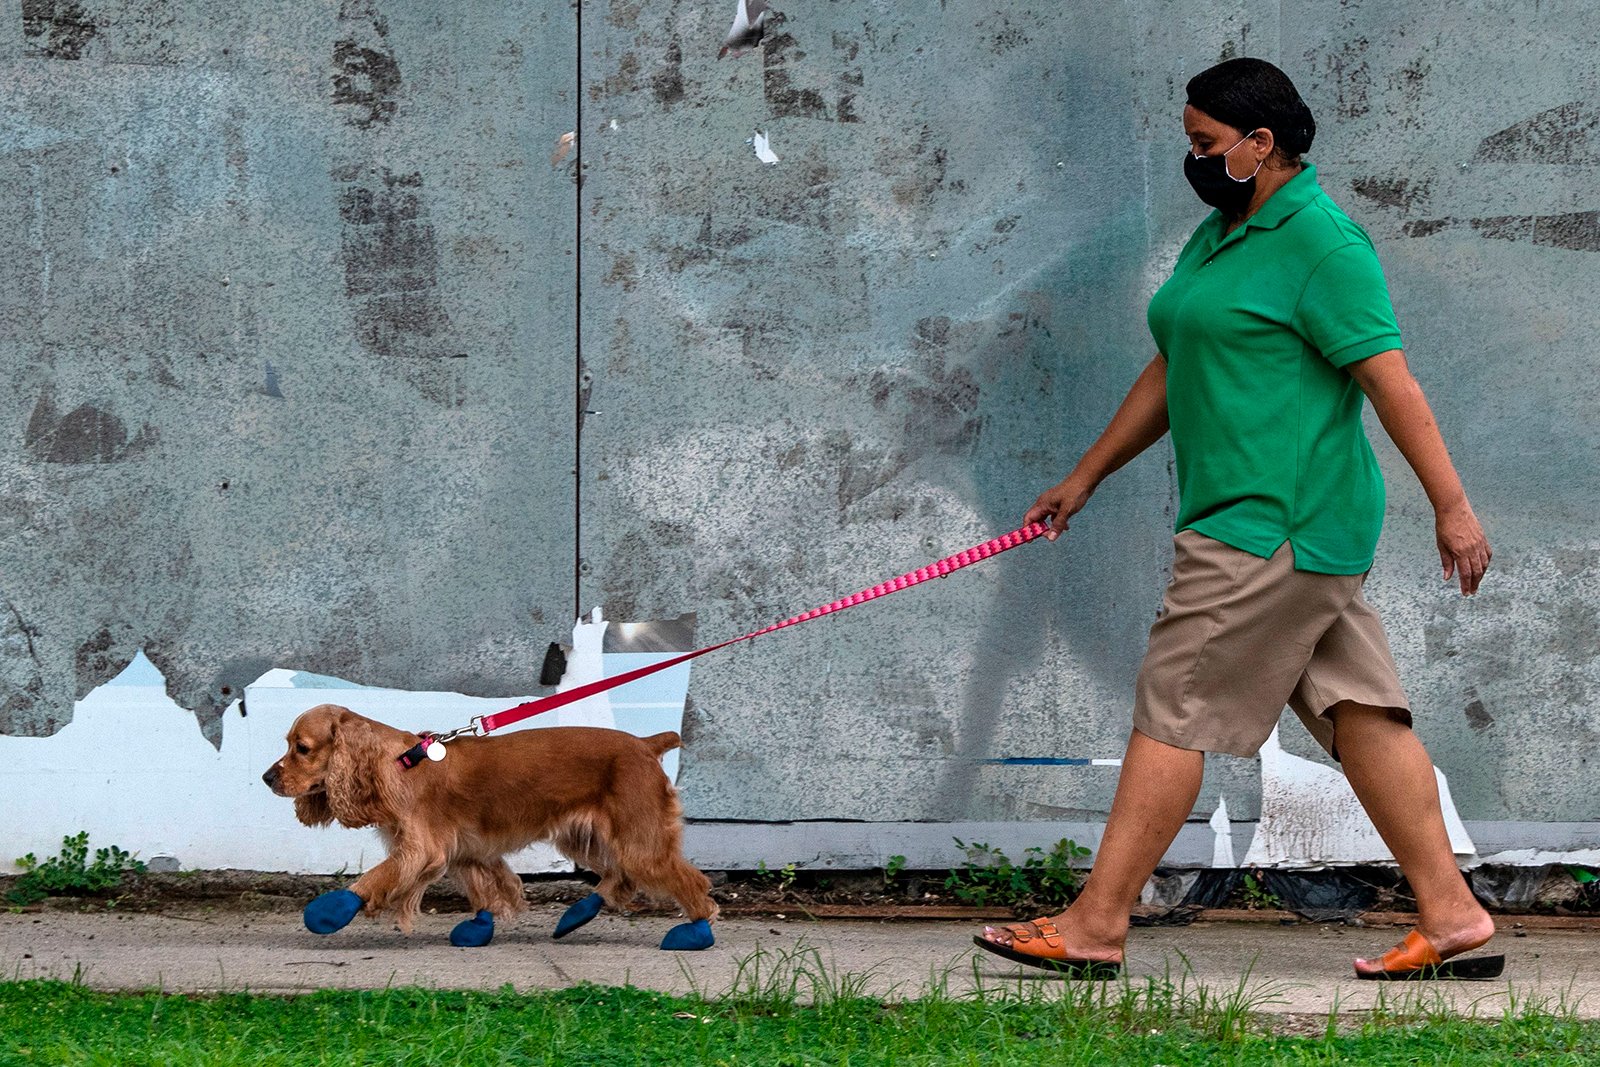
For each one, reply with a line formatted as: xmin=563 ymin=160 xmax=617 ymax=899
xmin=975 ymin=58 xmax=1498 ymax=980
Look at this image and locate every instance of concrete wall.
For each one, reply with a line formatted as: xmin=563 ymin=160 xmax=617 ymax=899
xmin=2 ymin=0 xmax=1597 ymax=864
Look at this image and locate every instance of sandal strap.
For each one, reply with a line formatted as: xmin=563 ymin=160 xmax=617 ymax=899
xmin=1379 ymin=929 xmax=1444 ymax=972
xmin=1009 ymin=918 xmax=1062 ymax=948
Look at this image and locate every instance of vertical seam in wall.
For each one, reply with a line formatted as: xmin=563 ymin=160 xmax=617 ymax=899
xmin=573 ymin=0 xmax=584 ymax=621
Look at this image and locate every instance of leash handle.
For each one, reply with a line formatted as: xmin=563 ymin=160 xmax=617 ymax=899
xmin=476 ymin=521 xmax=1051 ymax=735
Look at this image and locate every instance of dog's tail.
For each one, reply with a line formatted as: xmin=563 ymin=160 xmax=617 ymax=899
xmin=640 ymin=731 xmax=682 ymax=758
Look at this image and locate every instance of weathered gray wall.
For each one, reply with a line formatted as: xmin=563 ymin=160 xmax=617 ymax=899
xmin=576 ymin=0 xmax=1600 ymax=828
xmin=3 ymin=1 xmax=1596 ymax=834
xmin=1 ymin=0 xmax=576 ymax=743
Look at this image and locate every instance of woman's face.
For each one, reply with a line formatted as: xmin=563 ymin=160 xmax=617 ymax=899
xmin=1183 ymin=104 xmax=1271 ymax=176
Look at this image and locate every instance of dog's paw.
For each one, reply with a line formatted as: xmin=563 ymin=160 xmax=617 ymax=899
xmin=304 ymin=889 xmax=364 ymax=935
xmin=660 ymin=919 xmax=715 ymax=951
xmin=449 ymin=910 xmax=495 ymax=948
xmin=552 ymin=893 xmax=605 ymax=940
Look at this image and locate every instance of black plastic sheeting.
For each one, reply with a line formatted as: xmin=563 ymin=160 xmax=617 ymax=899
xmin=1183 ymin=869 xmax=1243 ymax=910
xmin=1259 ymin=869 xmax=1379 ymax=922
xmin=1139 ymin=867 xmax=1393 ymax=923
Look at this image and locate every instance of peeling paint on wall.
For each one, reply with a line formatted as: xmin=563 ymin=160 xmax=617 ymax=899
xmin=1244 ymin=727 xmax=1475 ymax=868
xmin=0 ymin=607 xmax=694 ymax=873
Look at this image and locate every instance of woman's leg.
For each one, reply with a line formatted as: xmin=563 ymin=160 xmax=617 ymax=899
xmin=981 ymin=726 xmax=1204 ymax=958
xmin=1328 ymin=701 xmax=1495 ymax=972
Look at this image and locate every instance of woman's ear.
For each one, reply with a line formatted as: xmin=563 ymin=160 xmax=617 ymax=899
xmin=324 ymin=712 xmax=395 ymax=829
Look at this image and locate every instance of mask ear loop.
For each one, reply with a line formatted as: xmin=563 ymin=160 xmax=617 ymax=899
xmin=1220 ymin=129 xmax=1264 ymax=183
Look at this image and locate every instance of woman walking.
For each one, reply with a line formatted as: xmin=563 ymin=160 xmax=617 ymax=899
xmin=975 ymin=58 xmax=1499 ymax=980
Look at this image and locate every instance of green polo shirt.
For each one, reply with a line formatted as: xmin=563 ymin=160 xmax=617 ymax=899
xmin=1147 ymin=164 xmax=1401 ymax=575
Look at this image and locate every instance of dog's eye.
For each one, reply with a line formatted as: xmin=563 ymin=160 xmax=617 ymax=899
xmin=295 ymin=742 xmax=310 ymax=755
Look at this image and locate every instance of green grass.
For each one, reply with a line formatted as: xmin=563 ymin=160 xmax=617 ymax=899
xmin=0 ymin=944 xmax=1595 ymax=1065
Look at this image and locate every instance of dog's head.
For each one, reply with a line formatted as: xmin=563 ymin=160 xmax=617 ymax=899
xmin=261 ymin=704 xmax=396 ymax=829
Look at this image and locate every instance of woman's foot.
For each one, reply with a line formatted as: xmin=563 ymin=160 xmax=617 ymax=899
xmin=979 ymin=913 xmax=1125 ymax=964
xmin=1353 ymin=907 xmax=1495 ymax=976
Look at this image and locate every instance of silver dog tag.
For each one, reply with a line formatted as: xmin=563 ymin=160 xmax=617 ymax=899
xmin=426 ymin=740 xmax=447 ymax=762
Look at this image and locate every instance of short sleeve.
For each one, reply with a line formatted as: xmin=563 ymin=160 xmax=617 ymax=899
xmin=1290 ymin=241 xmax=1403 ymax=367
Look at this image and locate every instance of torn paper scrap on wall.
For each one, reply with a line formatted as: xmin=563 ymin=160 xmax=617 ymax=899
xmin=1471 ymin=847 xmax=1600 ymax=869
xmin=748 ymin=130 xmax=780 ymax=165
xmin=719 ymin=0 xmax=772 ymax=59
xmin=1210 ymin=796 xmax=1235 ymax=868
xmin=552 ymin=131 xmax=576 ymax=167
xmin=1242 ymin=725 xmax=1475 ymax=868
xmin=558 ymin=607 xmax=697 ymax=780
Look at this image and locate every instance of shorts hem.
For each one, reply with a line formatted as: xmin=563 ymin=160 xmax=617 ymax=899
xmin=1131 ymin=715 xmax=1270 ymax=760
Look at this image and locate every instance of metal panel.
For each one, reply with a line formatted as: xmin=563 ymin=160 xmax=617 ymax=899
xmin=580 ymin=0 xmax=1600 ymax=826
xmin=578 ymin=0 xmax=1179 ymax=821
xmin=0 ymin=0 xmax=576 ymax=742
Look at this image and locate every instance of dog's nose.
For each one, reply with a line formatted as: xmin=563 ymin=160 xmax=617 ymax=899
xmin=262 ymin=765 xmax=279 ymax=788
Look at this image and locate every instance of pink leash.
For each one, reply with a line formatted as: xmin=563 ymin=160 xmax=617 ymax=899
xmin=452 ymin=522 xmax=1050 ymax=738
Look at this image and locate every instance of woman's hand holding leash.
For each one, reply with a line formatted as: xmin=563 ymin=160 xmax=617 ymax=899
xmin=1025 ymin=477 xmax=1093 ymax=542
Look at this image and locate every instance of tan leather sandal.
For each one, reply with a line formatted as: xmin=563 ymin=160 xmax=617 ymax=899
xmin=972 ymin=919 xmax=1122 ymax=979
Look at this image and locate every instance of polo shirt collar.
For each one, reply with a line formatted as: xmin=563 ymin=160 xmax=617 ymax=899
xmin=1239 ymin=162 xmax=1320 ymax=231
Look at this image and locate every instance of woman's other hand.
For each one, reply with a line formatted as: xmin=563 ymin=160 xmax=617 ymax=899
xmin=1025 ymin=477 xmax=1093 ymax=542
xmin=1436 ymin=499 xmax=1491 ymax=596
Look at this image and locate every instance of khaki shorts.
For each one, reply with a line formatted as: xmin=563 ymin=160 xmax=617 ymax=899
xmin=1132 ymin=530 xmax=1411 ymax=760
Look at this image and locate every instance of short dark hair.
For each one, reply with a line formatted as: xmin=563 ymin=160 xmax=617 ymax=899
xmin=1186 ymin=58 xmax=1316 ymax=160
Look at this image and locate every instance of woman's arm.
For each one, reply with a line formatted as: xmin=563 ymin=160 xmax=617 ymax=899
xmin=1024 ymin=355 xmax=1170 ymax=541
xmin=1346 ymin=349 xmax=1491 ymax=595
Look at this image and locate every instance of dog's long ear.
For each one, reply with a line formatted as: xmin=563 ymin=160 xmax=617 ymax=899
xmin=294 ymin=791 xmax=334 ymax=827
xmin=325 ymin=712 xmax=399 ymax=829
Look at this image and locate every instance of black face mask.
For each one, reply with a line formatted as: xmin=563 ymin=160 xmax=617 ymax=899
xmin=1183 ymin=130 xmax=1261 ymax=215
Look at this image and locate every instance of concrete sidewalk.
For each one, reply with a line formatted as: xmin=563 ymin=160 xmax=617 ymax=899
xmin=3 ymin=905 xmax=1595 ymax=1018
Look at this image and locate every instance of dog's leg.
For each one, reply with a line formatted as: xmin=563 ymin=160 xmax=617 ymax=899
xmin=447 ymin=859 xmax=525 ymax=947
xmin=307 ymin=847 xmax=412 ymax=936
xmin=551 ymin=864 xmax=627 ymax=942
xmin=595 ymin=869 xmax=637 ymax=911
xmin=550 ymin=824 xmax=616 ymax=941
xmin=354 ymin=836 xmax=446 ymax=936
xmin=626 ymin=854 xmax=718 ymax=950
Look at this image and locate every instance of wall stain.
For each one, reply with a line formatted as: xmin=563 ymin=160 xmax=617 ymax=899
xmin=1350 ymin=175 xmax=1430 ymax=212
xmin=651 ymin=39 xmax=684 ymax=109
xmin=332 ymin=3 xmax=401 ymax=128
xmin=1555 ymin=602 xmax=1600 ymax=665
xmin=758 ymin=26 xmax=863 ymax=123
xmin=23 ymin=0 xmax=97 ymax=60
xmin=74 ymin=625 xmax=125 ymax=692
xmin=598 ymin=51 xmax=641 ymax=100
xmin=1398 ymin=211 xmax=1600 ymax=252
xmin=1464 ymin=695 xmax=1495 ymax=731
xmin=832 ymin=314 xmax=986 ymax=512
xmin=333 ymin=166 xmax=460 ymax=406
xmin=763 ymin=32 xmax=829 ymax=119
xmin=602 ymin=249 xmax=639 ymax=292
xmin=0 ymin=597 xmax=46 ymax=728
xmin=976 ymin=11 xmax=1029 ymax=55
xmin=1476 ymin=102 xmax=1600 ymax=164
xmin=889 ymin=125 xmax=948 ymax=207
xmin=1383 ymin=50 xmax=1432 ymax=129
xmin=1306 ymin=37 xmax=1371 ymax=120
xmin=25 ymin=393 xmax=158 ymax=464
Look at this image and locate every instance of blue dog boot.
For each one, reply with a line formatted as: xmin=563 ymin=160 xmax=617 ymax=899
xmin=303 ymin=889 xmax=364 ymax=935
xmin=552 ymin=892 xmax=605 ymax=939
xmin=660 ymin=919 xmax=715 ymax=951
xmin=449 ymin=910 xmax=495 ymax=947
